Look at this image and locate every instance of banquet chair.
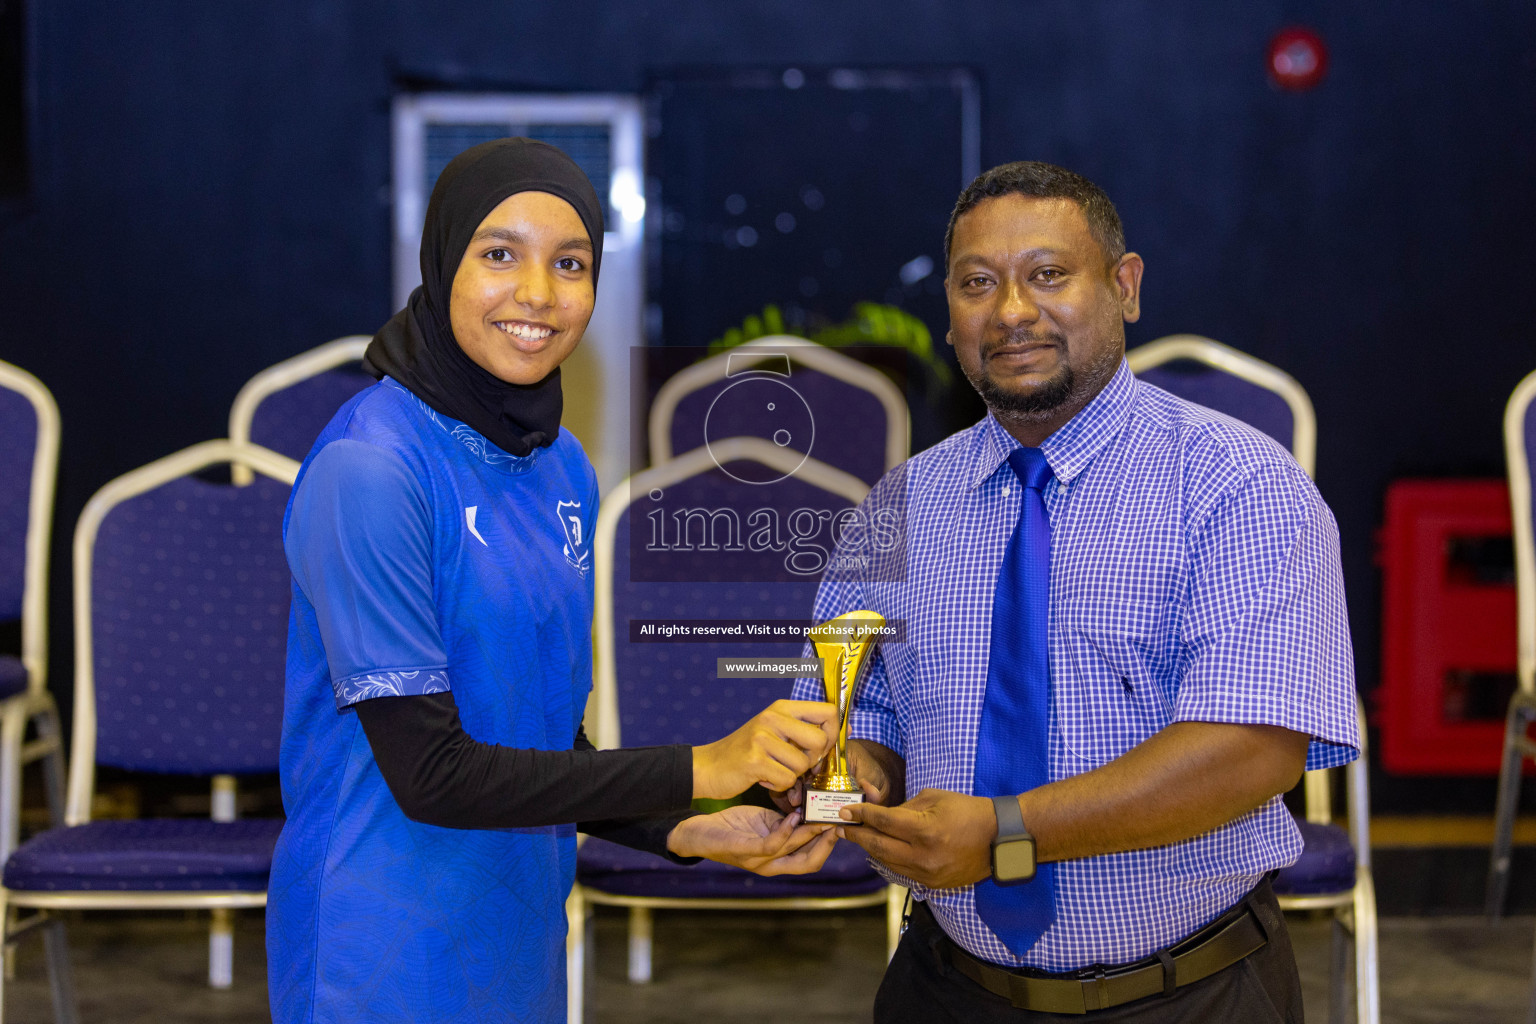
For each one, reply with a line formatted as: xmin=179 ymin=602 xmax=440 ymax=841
xmin=1486 ymin=368 xmax=1536 ymax=919
xmin=0 ymin=361 xmax=67 ymax=869
xmin=228 ymin=335 xmax=373 ymax=482
xmin=0 ymin=440 xmax=299 ymax=1023
xmin=1126 ymin=334 xmax=1315 ymax=470
xmin=567 ymin=437 xmax=904 ymax=1024
xmin=1127 ymin=334 xmax=1379 ymax=1024
xmin=648 ymin=336 xmax=909 ymax=486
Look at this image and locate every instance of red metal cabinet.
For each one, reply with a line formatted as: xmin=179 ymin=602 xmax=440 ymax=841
xmin=1379 ymin=479 xmax=1517 ymax=774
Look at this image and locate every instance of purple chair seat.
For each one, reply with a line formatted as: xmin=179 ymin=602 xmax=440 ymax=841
xmin=1272 ymin=820 xmax=1356 ymax=897
xmin=3 ymin=818 xmax=284 ymax=892
xmin=577 ymin=834 xmax=886 ymax=899
xmin=0 ymin=655 xmax=26 ymax=700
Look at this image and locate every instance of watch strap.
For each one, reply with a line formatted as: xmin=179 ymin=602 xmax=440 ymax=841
xmin=992 ymin=795 xmax=1027 ymax=841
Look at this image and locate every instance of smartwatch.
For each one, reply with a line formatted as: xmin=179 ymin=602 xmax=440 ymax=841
xmin=989 ymin=795 xmax=1037 ymax=886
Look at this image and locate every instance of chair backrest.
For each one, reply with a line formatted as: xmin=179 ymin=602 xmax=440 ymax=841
xmin=1127 ymin=334 xmax=1337 ymax=823
xmin=68 ymin=440 xmax=301 ymax=825
xmin=0 ymin=360 xmax=60 ymax=693
xmin=229 ymin=336 xmax=374 ymax=480
xmin=1126 ymin=334 xmax=1316 ymax=477
xmin=648 ymin=336 xmax=909 ymax=487
xmin=592 ymin=437 xmax=868 ymax=749
xmin=1507 ymin=369 xmax=1536 ymax=696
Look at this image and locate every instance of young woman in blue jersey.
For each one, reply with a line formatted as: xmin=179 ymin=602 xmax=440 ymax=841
xmin=267 ymin=138 xmax=839 ymax=1023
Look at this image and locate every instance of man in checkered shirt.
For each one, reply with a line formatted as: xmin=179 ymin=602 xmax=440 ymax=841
xmin=796 ymin=162 xmax=1358 ymax=1021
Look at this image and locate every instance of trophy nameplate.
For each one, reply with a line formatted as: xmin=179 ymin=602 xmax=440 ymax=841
xmin=803 ymin=610 xmax=885 ymax=825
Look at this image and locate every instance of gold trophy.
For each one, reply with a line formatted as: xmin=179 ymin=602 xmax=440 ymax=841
xmin=803 ymin=610 xmax=886 ymax=825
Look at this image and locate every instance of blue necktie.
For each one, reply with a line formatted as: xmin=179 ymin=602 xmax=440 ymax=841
xmin=972 ymin=446 xmax=1055 ymax=956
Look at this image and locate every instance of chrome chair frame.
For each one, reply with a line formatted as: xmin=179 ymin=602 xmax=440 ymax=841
xmin=0 ymin=361 xmax=67 ymax=870
xmin=1127 ymin=334 xmax=1378 ymax=1024
xmin=647 ymin=335 xmax=910 ymax=476
xmin=1487 ymin=368 xmax=1536 ymax=920
xmin=568 ymin=437 xmax=904 ymax=1024
xmin=1126 ymin=333 xmax=1316 ymax=477
xmin=0 ymin=440 xmax=299 ymax=1024
xmin=227 ymin=335 xmax=370 ymax=484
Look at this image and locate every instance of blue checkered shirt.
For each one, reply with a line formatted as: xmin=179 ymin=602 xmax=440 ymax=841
xmin=795 ymin=360 xmax=1358 ymax=971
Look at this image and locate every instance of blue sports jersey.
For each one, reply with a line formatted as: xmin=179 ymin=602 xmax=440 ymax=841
xmin=267 ymin=377 xmax=598 ymax=1023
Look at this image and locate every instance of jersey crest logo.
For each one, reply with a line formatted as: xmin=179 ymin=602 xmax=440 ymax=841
xmin=557 ymin=500 xmax=591 ymax=576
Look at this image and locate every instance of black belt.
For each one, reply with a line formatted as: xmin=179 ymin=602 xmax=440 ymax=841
xmin=927 ymin=886 xmax=1270 ymax=1015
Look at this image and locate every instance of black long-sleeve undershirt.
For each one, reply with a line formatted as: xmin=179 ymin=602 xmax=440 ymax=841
xmin=354 ymin=691 xmax=699 ymax=859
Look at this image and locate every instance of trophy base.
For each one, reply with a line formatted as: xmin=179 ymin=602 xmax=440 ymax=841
xmin=804 ymin=787 xmax=864 ymax=825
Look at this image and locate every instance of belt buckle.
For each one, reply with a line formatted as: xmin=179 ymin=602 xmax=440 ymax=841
xmin=1073 ymin=964 xmax=1112 ymax=1012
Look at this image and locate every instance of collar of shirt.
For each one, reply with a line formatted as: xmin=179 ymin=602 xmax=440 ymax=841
xmin=385 ymin=377 xmax=542 ymax=475
xmin=965 ymin=358 xmax=1139 ymax=493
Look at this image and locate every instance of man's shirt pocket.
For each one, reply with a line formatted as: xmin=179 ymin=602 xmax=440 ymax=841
xmin=1054 ymin=600 xmax=1174 ymax=769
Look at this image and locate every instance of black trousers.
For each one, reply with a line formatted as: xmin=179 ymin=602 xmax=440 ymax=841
xmin=874 ymin=883 xmax=1303 ymax=1024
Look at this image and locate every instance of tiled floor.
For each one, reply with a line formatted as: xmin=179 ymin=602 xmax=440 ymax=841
xmin=2 ymin=906 xmax=1533 ymax=1022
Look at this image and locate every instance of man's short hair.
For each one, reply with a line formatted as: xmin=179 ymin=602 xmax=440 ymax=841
xmin=944 ymin=161 xmax=1126 ymax=270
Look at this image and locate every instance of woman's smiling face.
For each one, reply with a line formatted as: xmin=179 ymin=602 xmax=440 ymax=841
xmin=448 ymin=190 xmax=596 ymax=385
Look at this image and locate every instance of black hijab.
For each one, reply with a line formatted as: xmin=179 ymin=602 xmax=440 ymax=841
xmin=364 ymin=138 xmax=605 ymax=457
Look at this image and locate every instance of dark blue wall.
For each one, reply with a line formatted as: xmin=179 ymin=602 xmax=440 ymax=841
xmin=2 ymin=2 xmax=1533 ymax=803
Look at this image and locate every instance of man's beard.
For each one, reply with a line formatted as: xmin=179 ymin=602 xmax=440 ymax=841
xmin=974 ymin=362 xmax=1078 ymax=416
xmin=962 ymin=327 xmax=1121 ymax=423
